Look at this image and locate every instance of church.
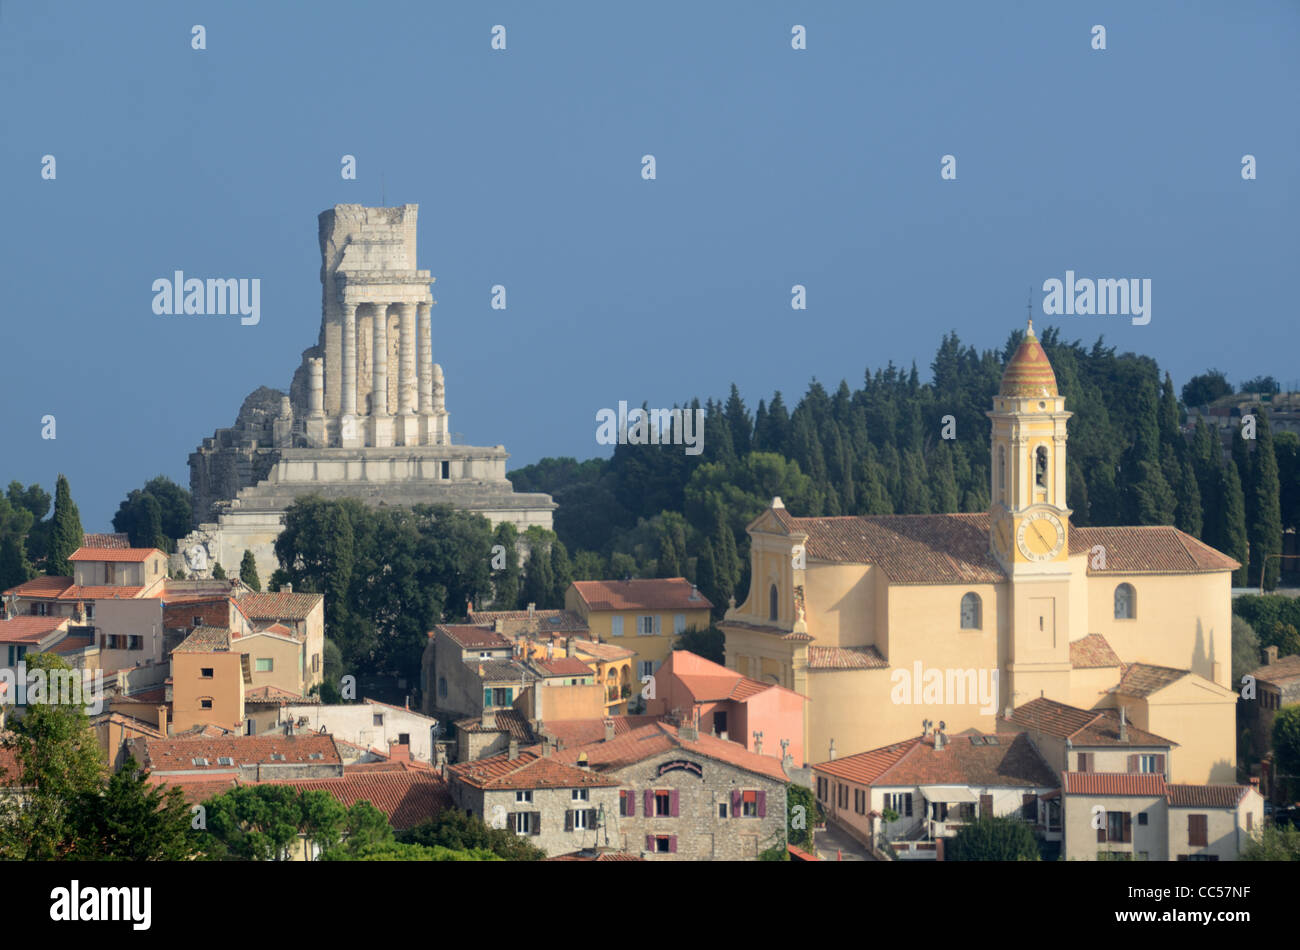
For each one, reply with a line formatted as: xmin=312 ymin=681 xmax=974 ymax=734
xmin=720 ymin=322 xmax=1240 ymax=784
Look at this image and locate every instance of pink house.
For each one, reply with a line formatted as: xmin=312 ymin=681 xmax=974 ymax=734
xmin=648 ymin=651 xmax=808 ymax=767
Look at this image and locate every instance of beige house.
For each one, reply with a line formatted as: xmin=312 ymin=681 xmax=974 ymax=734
xmin=720 ymin=322 xmax=1239 ymax=782
xmin=566 ymin=579 xmax=713 ymax=683
xmin=234 ymin=591 xmax=325 ymax=694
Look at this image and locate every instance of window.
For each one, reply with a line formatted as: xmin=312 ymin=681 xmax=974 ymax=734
xmin=515 ymin=790 xmax=533 ymax=804
xmin=572 ymin=809 xmax=592 ymax=830
xmin=440 ymin=461 xmax=450 ymax=480
xmin=655 ymin=791 xmax=672 ymax=816
xmin=638 ymin=660 xmax=656 ymax=680
xmin=479 ymin=651 xmax=492 ymax=659
xmin=836 ymin=784 xmax=848 ymax=809
xmin=817 ymin=777 xmax=827 ymax=801
xmin=1114 ymin=583 xmax=1136 ymax=620
xmin=200 ymin=667 xmax=214 ymax=679
xmin=743 ymin=790 xmax=759 ymax=817
xmin=620 ymin=790 xmax=635 ymax=816
xmin=960 ymin=592 xmax=982 ymax=629
xmin=572 ymin=788 xmax=589 ymax=802
xmin=255 ymin=658 xmax=273 ymax=672
xmin=718 ymin=802 xmax=728 ymax=818
xmin=883 ymin=793 xmax=913 ymax=818
xmin=513 ymin=812 xmax=532 ymax=835
xmin=1247 ymin=812 xmax=1253 ymax=831
xmin=1098 ymin=811 xmax=1131 ymax=843
xmin=769 ymin=585 xmax=778 ymax=622
xmin=1022 ymin=793 xmax=1038 ymax=823
xmin=127 ymin=635 xmax=142 ymax=650
xmin=218 ymin=756 xmax=234 ymax=766
xmin=192 ymin=758 xmax=208 ymax=766
xmin=84 ymin=603 xmax=94 ymax=621
xmin=653 ymin=835 xmax=674 ymax=854
xmin=855 ymin=789 xmax=867 ymax=815
xmin=998 ymin=446 xmax=1006 ymax=501
xmin=637 ymin=615 xmax=658 ymax=636
xmin=1035 ymin=446 xmax=1048 ymax=489
xmin=673 ymin=614 xmax=686 ymax=634
xmin=1137 ymin=812 xmax=1149 ymax=826
xmin=1188 ymin=814 xmax=1208 ymax=847
xmin=1137 ymin=755 xmax=1160 ymax=773
xmin=6 ymin=645 xmax=26 ymax=666
xmin=398 ymin=732 xmax=409 ymax=745
xmin=200 ymin=699 xmax=213 ymax=709
xmin=1077 ymin=752 xmax=1094 ymax=772
xmin=492 ymin=687 xmax=512 ymax=706
xmin=193 ymin=615 xmax=203 ymax=627
xmin=611 ymin=616 xmax=624 ymax=637
xmin=438 ymin=676 xmax=447 ymax=698
xmin=373 ymin=713 xmax=384 ymax=727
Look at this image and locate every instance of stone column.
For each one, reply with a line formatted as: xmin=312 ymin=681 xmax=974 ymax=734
xmin=417 ymin=302 xmax=434 ymax=444
xmin=431 ymin=363 xmax=449 ymax=445
xmin=394 ymin=302 xmax=419 ymax=445
xmin=340 ymin=303 xmax=361 ymax=446
xmin=306 ymin=357 xmax=326 ymax=447
xmin=369 ymin=303 xmax=393 ymax=447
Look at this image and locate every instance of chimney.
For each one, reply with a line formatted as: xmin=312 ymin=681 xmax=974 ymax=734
xmin=565 ymin=636 xmax=574 ymax=659
xmin=828 ymin=738 xmax=836 ymax=761
xmin=603 ymin=718 xmax=615 ymax=743
xmin=156 ymin=705 xmax=168 ymax=737
xmin=689 ymin=584 xmax=700 ymax=601
xmin=934 ymin=730 xmax=945 ymax=751
xmin=494 ymin=618 xmax=504 ymax=633
xmin=283 ymin=582 xmax=292 ymax=593
xmin=679 ymin=720 xmax=698 ymax=742
xmin=527 ymin=602 xmax=535 ymax=624
xmin=546 ymin=642 xmax=554 ymax=661
xmin=390 ymin=743 xmax=410 ymax=763
xmin=1266 ymin=645 xmax=1279 ymax=665
xmin=467 ymin=600 xmax=474 ymax=615
xmin=481 ymin=707 xmax=496 ymax=729
xmin=1118 ymin=706 xmax=1129 ymax=743
xmin=508 ymin=738 xmax=519 ymax=760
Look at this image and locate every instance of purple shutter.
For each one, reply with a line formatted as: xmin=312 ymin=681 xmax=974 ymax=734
xmin=1156 ymin=754 xmax=1166 ymax=775
xmin=757 ymin=790 xmax=767 ymax=818
xmin=670 ymin=790 xmax=679 ymax=817
xmin=644 ymin=790 xmax=653 ymax=815
xmin=731 ymin=789 xmax=742 ymax=817
xmin=669 ymin=835 xmax=677 ymax=854
xmin=1127 ymin=754 xmax=1137 ymax=772
xmin=646 ymin=834 xmax=654 ymax=851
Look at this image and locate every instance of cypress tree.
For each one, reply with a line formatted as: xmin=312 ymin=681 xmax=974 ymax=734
xmin=47 ymin=474 xmax=83 ymax=577
xmin=1216 ymin=462 xmax=1249 ymax=587
xmin=1248 ymin=407 xmax=1283 ymax=590
xmin=211 ymin=561 xmax=226 ymax=579
xmin=711 ymin=508 xmax=739 ymax=607
xmin=694 ymin=539 xmax=719 ymax=618
xmin=855 ymin=450 xmax=893 ymax=515
xmin=1176 ymin=454 xmax=1203 ymax=538
xmin=520 ymin=540 xmax=555 ymax=610
xmin=239 ymin=549 xmax=261 ymax=591
xmin=549 ymin=539 xmax=573 ymax=607
xmin=765 ymin=392 xmax=792 ymax=457
xmin=899 ymin=449 xmax=932 ymax=514
xmin=929 ymin=444 xmax=960 ymax=514
xmin=723 ymin=384 xmax=752 ymax=458
xmin=752 ymin=400 xmax=769 ymax=453
xmin=490 ymin=522 xmax=521 ymax=610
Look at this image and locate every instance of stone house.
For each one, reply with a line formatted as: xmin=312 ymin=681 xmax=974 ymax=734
xmin=422 ymin=624 xmax=521 ymax=718
xmin=1243 ymin=648 xmax=1300 ymax=770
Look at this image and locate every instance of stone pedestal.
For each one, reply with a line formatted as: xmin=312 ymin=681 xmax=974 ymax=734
xmin=369 ymin=414 xmax=393 ymax=447
xmin=340 ymin=414 xmax=363 ymax=448
xmin=394 ymin=412 xmax=419 ymax=446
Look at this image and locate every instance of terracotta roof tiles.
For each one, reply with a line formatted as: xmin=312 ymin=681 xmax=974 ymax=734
xmin=789 ymin=513 xmax=1005 ymax=584
xmin=1069 ymin=634 xmax=1122 ymax=669
xmin=1069 ymin=526 xmax=1239 ymax=574
xmin=235 ymin=591 xmax=323 ymax=620
xmin=1063 ymin=771 xmax=1167 ymax=796
xmin=69 ymin=547 xmax=164 ymax=562
xmin=807 ymin=645 xmax=888 ymax=670
xmin=570 ymin=578 xmax=713 ymax=612
xmin=1166 ymin=784 xmax=1251 ymax=808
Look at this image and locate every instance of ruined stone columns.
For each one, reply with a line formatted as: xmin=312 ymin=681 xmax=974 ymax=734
xmin=340 ymin=303 xmax=361 ymax=446
xmin=306 ymin=357 xmax=326 ymax=446
xmin=431 ymin=363 xmax=449 ymax=445
xmin=369 ymin=302 xmax=392 ymax=447
xmin=417 ymin=302 xmax=434 ymax=444
xmin=394 ymin=301 xmax=419 ymax=445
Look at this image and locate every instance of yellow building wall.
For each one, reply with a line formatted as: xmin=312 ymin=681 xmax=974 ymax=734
xmin=1064 ymin=793 xmax=1168 ymax=861
xmin=802 ymin=562 xmax=872 ymax=650
xmin=1128 ymin=686 xmax=1237 ymax=785
xmin=236 ymin=635 xmax=305 ymax=696
xmin=171 ymin=651 xmax=245 ymax=733
xmin=565 ymin=600 xmax=711 ymax=672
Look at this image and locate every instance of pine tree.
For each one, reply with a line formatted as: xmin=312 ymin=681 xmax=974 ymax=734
xmin=239 ymin=549 xmax=261 ymax=591
xmin=929 ymin=443 xmax=960 ymax=514
xmin=549 ymin=539 xmax=573 ymax=607
xmin=723 ymin=384 xmax=752 ymax=457
xmin=1248 ymin=407 xmax=1283 ymax=590
xmin=211 ymin=561 xmax=226 ymax=579
xmin=764 ymin=392 xmax=792 ymax=456
xmin=490 ymin=522 xmax=521 ymax=610
xmin=520 ymin=539 xmax=555 ymax=610
xmin=899 ymin=449 xmax=932 ymax=514
xmin=47 ymin=474 xmax=83 ymax=577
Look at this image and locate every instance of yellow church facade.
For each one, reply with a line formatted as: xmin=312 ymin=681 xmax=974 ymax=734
xmin=720 ymin=324 xmax=1240 ymax=784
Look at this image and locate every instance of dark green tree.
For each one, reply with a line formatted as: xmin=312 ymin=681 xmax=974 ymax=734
xmin=239 ymin=549 xmax=261 ymax=591
xmin=211 ymin=561 xmax=226 ymax=579
xmin=674 ymin=625 xmax=725 ymax=665
xmin=67 ymin=767 xmax=199 ymax=860
xmin=1213 ymin=462 xmax=1250 ymax=587
xmin=946 ymin=815 xmax=1041 ymax=861
xmin=1246 ymin=408 xmax=1283 ymax=590
xmin=397 ymin=808 xmax=545 ymax=860
xmin=490 ymin=522 xmax=521 ymax=610
xmin=47 ymin=474 xmax=83 ymax=577
xmin=1274 ymin=706 xmax=1300 ymax=801
xmin=1182 ymin=370 xmax=1232 ymax=408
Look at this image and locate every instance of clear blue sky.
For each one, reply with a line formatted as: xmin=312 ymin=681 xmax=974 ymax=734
xmin=2 ymin=1 xmax=1296 ymax=530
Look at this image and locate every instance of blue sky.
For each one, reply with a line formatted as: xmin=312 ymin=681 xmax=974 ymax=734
xmin=2 ymin=1 xmax=1296 ymax=530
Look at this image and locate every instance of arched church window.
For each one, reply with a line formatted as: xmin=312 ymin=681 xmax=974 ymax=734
xmin=769 ymin=584 xmax=779 ymax=622
xmin=1114 ymin=583 xmax=1136 ymax=620
xmin=960 ymin=592 xmax=982 ymax=630
xmin=1035 ymin=446 xmax=1048 ymax=489
xmin=998 ymin=447 xmax=1006 ymax=502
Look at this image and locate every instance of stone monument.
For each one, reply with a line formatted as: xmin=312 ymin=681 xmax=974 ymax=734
xmin=182 ymin=204 xmax=555 ymax=581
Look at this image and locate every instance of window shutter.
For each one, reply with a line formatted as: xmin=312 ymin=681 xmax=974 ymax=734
xmin=565 ymin=810 xmax=573 ymax=831
xmin=732 ymin=789 xmax=742 ymax=817
xmin=1122 ymin=813 xmax=1132 ymax=843
xmin=1128 ymin=754 xmax=1138 ymax=772
xmin=1156 ymin=755 xmax=1166 ymax=775
xmin=1097 ymin=824 xmax=1107 ymax=843
xmin=670 ymin=790 xmax=679 ymax=817
xmin=588 ymin=808 xmax=597 ymax=828
xmin=532 ymin=812 xmax=541 ymax=834
xmin=757 ymin=790 xmax=767 ymax=818
xmin=644 ymin=790 xmax=653 ymax=816
xmin=654 ymin=615 xmax=662 ymax=635
xmin=669 ymin=835 xmax=677 ymax=854
xmin=612 ymin=617 xmax=623 ymax=637
xmin=628 ymin=790 xmax=637 ymax=816
xmin=904 ymin=794 xmax=913 ymax=817
xmin=646 ymin=834 xmax=654 ymax=852
xmin=484 ymin=688 xmax=492 ymax=707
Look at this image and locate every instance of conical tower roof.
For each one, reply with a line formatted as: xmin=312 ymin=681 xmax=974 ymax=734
xmin=999 ymin=320 xmax=1058 ymax=398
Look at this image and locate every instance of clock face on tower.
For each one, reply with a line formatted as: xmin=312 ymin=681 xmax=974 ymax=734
xmin=1016 ymin=511 xmax=1065 ymax=562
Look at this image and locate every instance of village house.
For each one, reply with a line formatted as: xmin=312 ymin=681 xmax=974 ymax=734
xmin=278 ymin=698 xmax=439 ymax=764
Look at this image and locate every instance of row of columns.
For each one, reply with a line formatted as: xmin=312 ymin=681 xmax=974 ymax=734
xmin=337 ymin=300 xmax=432 ymax=420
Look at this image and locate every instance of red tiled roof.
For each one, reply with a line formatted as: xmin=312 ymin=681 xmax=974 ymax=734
xmin=437 ymin=624 xmax=513 ymax=649
xmin=235 ymin=591 xmax=322 ymax=620
xmin=1245 ymin=654 xmax=1300 ymax=688
xmin=245 ymin=685 xmax=309 ymax=704
xmin=546 ymin=849 xmax=644 ymax=861
xmin=544 ymin=721 xmax=788 ymax=782
xmin=1113 ymin=664 xmax=1189 ymax=698
xmin=1069 ymin=634 xmax=1121 ymax=669
xmin=813 ymin=738 xmax=919 ymax=785
xmin=83 ymin=533 xmax=130 ymax=549
xmin=871 ymin=733 xmax=1057 ymax=789
xmin=570 ymin=578 xmax=713 ymax=612
xmin=807 ymin=646 xmax=888 ymax=670
xmin=1069 ymin=526 xmax=1239 ymax=574
xmin=569 ymin=639 xmax=636 ymax=661
xmin=1166 ymin=784 xmax=1250 ymax=808
xmin=454 ymin=708 xmax=537 ymax=741
xmin=264 ymin=771 xmax=452 ymax=830
xmin=4 ymin=576 xmax=73 ymax=598
xmin=658 ymin=651 xmax=797 ymax=703
xmin=534 ymin=657 xmax=595 ymax=677
xmin=1062 ymin=771 xmax=1167 ymax=796
xmin=173 ymin=626 xmax=232 ymax=652
xmin=450 ymin=752 xmax=620 ymax=791
xmin=57 ymin=585 xmax=145 ymax=600
xmin=537 ymin=715 xmax=662 ymax=748
xmin=148 ymin=774 xmax=238 ymax=804
xmin=69 ymin=547 xmax=163 ymax=562
xmin=0 ymin=615 xmax=68 ymax=643
xmin=786 ymin=513 xmax=1005 ymax=584
xmin=136 ymin=734 xmax=341 ymax=773
xmin=468 ymin=608 xmax=589 ymax=634
xmin=1004 ymin=698 xmax=1175 ymax=748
